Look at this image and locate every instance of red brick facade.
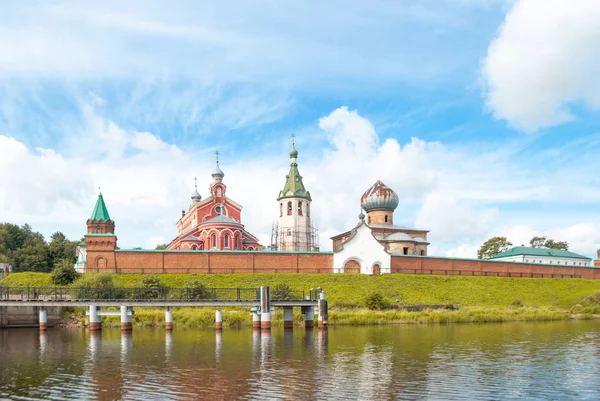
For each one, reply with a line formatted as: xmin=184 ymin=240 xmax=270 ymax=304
xmin=391 ymin=255 xmax=600 ymax=279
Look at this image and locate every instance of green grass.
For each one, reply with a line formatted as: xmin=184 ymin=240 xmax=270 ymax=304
xmin=3 ymin=272 xmax=599 ymax=308
xmin=3 ymin=273 xmax=600 ymax=326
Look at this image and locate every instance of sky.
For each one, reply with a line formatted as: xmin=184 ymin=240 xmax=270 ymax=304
xmin=1 ymin=0 xmax=600 ymax=259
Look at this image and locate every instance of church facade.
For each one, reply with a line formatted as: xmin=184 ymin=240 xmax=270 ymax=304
xmin=331 ymin=180 xmax=430 ymax=274
xmin=166 ymin=156 xmax=262 ymax=251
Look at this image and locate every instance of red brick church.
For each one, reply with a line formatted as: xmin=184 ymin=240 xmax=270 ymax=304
xmin=166 ymin=154 xmax=262 ymax=251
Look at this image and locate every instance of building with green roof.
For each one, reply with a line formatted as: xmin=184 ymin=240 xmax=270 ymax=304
xmin=489 ymin=246 xmax=591 ymax=267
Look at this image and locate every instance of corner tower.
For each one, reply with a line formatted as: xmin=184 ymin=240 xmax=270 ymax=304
xmin=85 ymin=191 xmax=117 ymax=272
xmin=273 ymin=136 xmax=319 ymax=251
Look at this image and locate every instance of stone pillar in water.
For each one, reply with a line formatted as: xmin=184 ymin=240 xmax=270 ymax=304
xmin=215 ymin=310 xmax=223 ymax=330
xmin=283 ymin=306 xmax=294 ymax=329
xmin=260 ymin=286 xmax=271 ymax=330
xmin=165 ymin=307 xmax=173 ymax=331
xmin=39 ymin=306 xmax=48 ymax=331
xmin=120 ymin=306 xmax=132 ymax=332
xmin=89 ymin=305 xmax=102 ymax=331
xmin=318 ymin=291 xmax=328 ymax=329
xmin=304 ymin=306 xmax=314 ymax=328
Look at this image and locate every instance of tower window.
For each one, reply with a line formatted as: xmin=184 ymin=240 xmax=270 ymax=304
xmin=298 ymin=201 xmax=303 ymax=216
xmin=385 ymin=215 xmax=388 ymax=223
xmin=403 ymin=247 xmax=409 ymax=255
xmin=217 ymin=188 xmax=222 ymax=197
xmin=215 ymin=206 xmax=221 ymax=213
xmin=279 ymin=203 xmax=283 ymax=217
xmin=211 ymin=234 xmax=216 ymax=248
xmin=192 ymin=245 xmax=197 ymax=251
xmin=287 ymin=201 xmax=292 ymax=215
xmin=224 ymin=234 xmax=229 ymax=248
xmin=420 ymin=250 xmax=425 ymax=256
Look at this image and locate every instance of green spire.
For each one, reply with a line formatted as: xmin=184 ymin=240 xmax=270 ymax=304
xmin=90 ymin=192 xmax=111 ymax=221
xmin=278 ymin=137 xmax=311 ymax=201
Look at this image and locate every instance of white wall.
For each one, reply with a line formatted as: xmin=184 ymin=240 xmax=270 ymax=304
xmin=333 ymin=222 xmax=390 ymax=274
xmin=278 ymin=198 xmax=312 ymax=251
xmin=494 ymin=254 xmax=591 ymax=267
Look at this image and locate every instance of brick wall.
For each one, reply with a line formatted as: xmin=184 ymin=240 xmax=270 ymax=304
xmin=107 ymin=250 xmax=333 ymax=274
xmin=391 ymin=255 xmax=600 ymax=279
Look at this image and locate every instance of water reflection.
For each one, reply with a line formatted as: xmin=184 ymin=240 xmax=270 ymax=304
xmin=0 ymin=321 xmax=599 ymax=400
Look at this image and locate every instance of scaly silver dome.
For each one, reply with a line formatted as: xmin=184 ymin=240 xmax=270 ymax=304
xmin=360 ymin=180 xmax=399 ymax=212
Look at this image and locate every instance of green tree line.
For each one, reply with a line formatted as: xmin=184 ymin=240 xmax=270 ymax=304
xmin=477 ymin=235 xmax=570 ymax=259
xmin=0 ymin=223 xmax=80 ymax=272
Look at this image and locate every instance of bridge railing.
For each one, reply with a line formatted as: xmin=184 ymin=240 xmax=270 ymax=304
xmin=0 ymin=286 xmax=273 ymax=302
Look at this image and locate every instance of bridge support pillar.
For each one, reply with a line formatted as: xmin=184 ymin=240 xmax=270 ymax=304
xmin=215 ymin=310 xmax=223 ymax=330
xmin=252 ymin=311 xmax=261 ymax=329
xmin=283 ymin=306 xmax=294 ymax=329
xmin=39 ymin=306 xmax=48 ymax=331
xmin=89 ymin=305 xmax=102 ymax=331
xmin=304 ymin=306 xmax=314 ymax=328
xmin=120 ymin=306 xmax=132 ymax=332
xmin=260 ymin=311 xmax=271 ymax=330
xmin=165 ymin=307 xmax=173 ymax=331
xmin=318 ymin=292 xmax=328 ymax=329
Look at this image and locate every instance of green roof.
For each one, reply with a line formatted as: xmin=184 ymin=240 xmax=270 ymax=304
xmin=489 ymin=246 xmax=591 ymax=260
xmin=89 ymin=193 xmax=111 ymax=221
xmin=277 ymin=147 xmax=311 ymax=201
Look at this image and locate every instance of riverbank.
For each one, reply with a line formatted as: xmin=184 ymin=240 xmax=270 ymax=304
xmin=3 ymin=272 xmax=600 ymax=327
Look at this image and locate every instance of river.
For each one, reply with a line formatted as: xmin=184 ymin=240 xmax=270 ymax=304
xmin=1 ymin=321 xmax=599 ymax=400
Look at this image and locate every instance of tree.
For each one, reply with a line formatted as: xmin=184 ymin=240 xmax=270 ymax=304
xmin=529 ymin=236 xmax=547 ymax=248
xmin=529 ymin=236 xmax=569 ymax=250
xmin=155 ymin=244 xmax=168 ymax=250
xmin=477 ymin=236 xmax=513 ymax=259
xmin=543 ymin=239 xmax=569 ymax=250
xmin=51 ymin=259 xmax=79 ymax=285
xmin=48 ymin=231 xmax=77 ymax=268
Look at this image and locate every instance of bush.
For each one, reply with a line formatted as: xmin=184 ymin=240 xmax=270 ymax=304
xmin=73 ymin=273 xmax=116 ymax=299
xmin=511 ymin=300 xmax=524 ymax=307
xmin=184 ymin=276 xmax=210 ymax=299
xmin=272 ymin=283 xmax=293 ymax=300
xmin=140 ymin=275 xmax=164 ymax=299
xmin=51 ymin=260 xmax=79 ymax=285
xmin=365 ymin=292 xmax=386 ymax=310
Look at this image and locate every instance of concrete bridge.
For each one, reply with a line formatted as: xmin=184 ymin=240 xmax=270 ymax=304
xmin=0 ymin=286 xmax=329 ymax=331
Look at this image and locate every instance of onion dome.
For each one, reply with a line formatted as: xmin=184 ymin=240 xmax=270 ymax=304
xmin=360 ymin=180 xmax=399 ymax=212
xmin=290 ymin=143 xmax=298 ymax=159
xmin=211 ymin=163 xmax=224 ymax=179
xmin=191 ymin=188 xmax=202 ymax=202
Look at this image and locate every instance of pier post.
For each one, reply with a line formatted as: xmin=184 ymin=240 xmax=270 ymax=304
xmin=318 ymin=291 xmax=328 ymax=329
xmin=39 ymin=306 xmax=48 ymax=331
xmin=89 ymin=305 xmax=102 ymax=331
xmin=120 ymin=306 xmax=132 ymax=332
xmin=260 ymin=286 xmax=271 ymax=330
xmin=252 ymin=311 xmax=261 ymax=329
xmin=283 ymin=306 xmax=294 ymax=329
xmin=215 ymin=310 xmax=223 ymax=330
xmin=165 ymin=307 xmax=173 ymax=331
xmin=304 ymin=306 xmax=314 ymax=328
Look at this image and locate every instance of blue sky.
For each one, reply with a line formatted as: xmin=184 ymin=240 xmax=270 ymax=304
xmin=1 ymin=0 xmax=600 ymax=259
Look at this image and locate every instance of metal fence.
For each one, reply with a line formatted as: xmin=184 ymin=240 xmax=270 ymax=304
xmin=391 ymin=269 xmax=581 ymax=279
xmin=0 ymin=286 xmax=318 ymax=302
xmin=110 ymin=268 xmax=333 ymax=274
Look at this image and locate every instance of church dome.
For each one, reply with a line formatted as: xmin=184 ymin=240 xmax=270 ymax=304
xmin=191 ymin=188 xmax=202 ymax=201
xmin=290 ymin=143 xmax=298 ymax=158
xmin=211 ymin=164 xmax=224 ymax=179
xmin=360 ymin=180 xmax=399 ymax=212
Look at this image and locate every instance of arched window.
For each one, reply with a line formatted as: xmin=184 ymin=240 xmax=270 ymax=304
xmin=192 ymin=245 xmax=197 ymax=251
xmin=420 ymin=250 xmax=425 ymax=256
xmin=217 ymin=188 xmax=222 ymax=197
xmin=280 ymin=203 xmax=283 ymax=217
xmin=385 ymin=215 xmax=388 ymax=223
xmin=211 ymin=234 xmax=216 ymax=248
xmin=224 ymin=234 xmax=229 ymax=248
xmin=287 ymin=201 xmax=292 ymax=215
xmin=307 ymin=203 xmax=310 ymax=217
xmin=234 ymin=234 xmax=239 ymax=250
xmin=298 ymin=201 xmax=303 ymax=216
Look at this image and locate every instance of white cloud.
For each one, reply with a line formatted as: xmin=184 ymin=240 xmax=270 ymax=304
xmin=482 ymin=0 xmax=600 ymax=131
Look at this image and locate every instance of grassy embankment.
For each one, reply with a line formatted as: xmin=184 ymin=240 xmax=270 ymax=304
xmin=2 ymin=272 xmax=600 ymax=327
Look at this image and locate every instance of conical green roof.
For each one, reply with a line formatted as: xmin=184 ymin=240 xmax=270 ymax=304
xmin=277 ymin=149 xmax=311 ymax=201
xmin=89 ymin=193 xmax=111 ymax=221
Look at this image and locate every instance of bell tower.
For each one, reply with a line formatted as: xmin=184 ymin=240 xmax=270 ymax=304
xmin=85 ymin=190 xmax=117 ymax=272
xmin=273 ymin=135 xmax=318 ymax=251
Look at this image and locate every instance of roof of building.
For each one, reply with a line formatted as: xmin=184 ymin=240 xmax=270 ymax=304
xmin=89 ymin=193 xmax=111 ymax=221
xmin=201 ymin=214 xmax=240 ymax=225
xmin=277 ymin=143 xmax=311 ymax=201
xmin=490 ymin=246 xmax=592 ymax=260
xmin=368 ymin=224 xmax=429 ymax=232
